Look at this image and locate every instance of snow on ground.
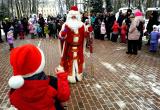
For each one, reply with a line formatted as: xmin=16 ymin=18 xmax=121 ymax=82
xmin=84 ymin=52 xmax=90 ymax=58
xmin=128 ymin=73 xmax=142 ymax=81
xmin=101 ymin=62 xmax=117 ymax=73
xmin=115 ymin=63 xmax=126 ymax=69
xmin=115 ymin=47 xmax=126 ymax=51
xmin=116 ymin=101 xmax=126 ymax=109
xmin=95 ymin=83 xmax=102 ymax=89
xmin=148 ymin=82 xmax=160 ymax=96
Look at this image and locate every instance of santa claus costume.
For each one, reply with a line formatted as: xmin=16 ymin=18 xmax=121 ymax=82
xmin=58 ymin=6 xmax=92 ymax=83
xmin=8 ymin=44 xmax=70 ymax=110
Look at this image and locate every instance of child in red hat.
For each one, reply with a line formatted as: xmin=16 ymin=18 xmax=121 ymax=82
xmin=8 ymin=44 xmax=70 ymax=110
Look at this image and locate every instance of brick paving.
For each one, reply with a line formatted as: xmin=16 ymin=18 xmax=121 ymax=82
xmin=0 ymin=38 xmax=160 ymax=110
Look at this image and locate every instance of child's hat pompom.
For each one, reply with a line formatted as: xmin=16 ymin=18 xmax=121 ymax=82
xmin=8 ymin=76 xmax=24 ymax=89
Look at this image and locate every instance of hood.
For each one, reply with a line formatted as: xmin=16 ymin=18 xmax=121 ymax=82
xmin=17 ymin=79 xmax=56 ymax=102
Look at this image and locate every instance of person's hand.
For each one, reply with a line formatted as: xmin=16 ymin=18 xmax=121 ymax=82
xmin=55 ymin=65 xmax=64 ymax=74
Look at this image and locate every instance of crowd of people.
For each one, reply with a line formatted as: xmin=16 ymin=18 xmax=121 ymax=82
xmin=0 ymin=14 xmax=65 ymax=50
xmin=86 ymin=9 xmax=160 ymax=54
xmin=0 ymin=9 xmax=160 ymax=53
xmin=1 ymin=5 xmax=160 ymax=110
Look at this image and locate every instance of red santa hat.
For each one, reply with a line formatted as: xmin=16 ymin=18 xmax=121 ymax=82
xmin=70 ymin=6 xmax=78 ymax=11
xmin=67 ymin=6 xmax=81 ymax=21
xmin=8 ymin=44 xmax=45 ymax=89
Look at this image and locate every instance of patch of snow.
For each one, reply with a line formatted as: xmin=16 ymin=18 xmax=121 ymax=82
xmin=116 ymin=101 xmax=126 ymax=109
xmin=115 ymin=47 xmax=126 ymax=50
xmin=115 ymin=63 xmax=126 ymax=69
xmin=147 ymin=98 xmax=154 ymax=105
xmin=128 ymin=73 xmax=142 ymax=81
xmin=151 ymin=84 xmax=160 ymax=96
xmin=125 ymin=81 xmax=134 ymax=88
xmin=137 ymin=97 xmax=153 ymax=110
xmin=147 ymin=82 xmax=160 ymax=96
xmin=86 ymin=84 xmax=90 ymax=87
xmin=95 ymin=84 xmax=102 ymax=89
xmin=147 ymin=74 xmax=156 ymax=82
xmin=130 ymin=65 xmax=137 ymax=70
xmin=84 ymin=52 xmax=90 ymax=57
xmin=101 ymin=62 xmax=117 ymax=73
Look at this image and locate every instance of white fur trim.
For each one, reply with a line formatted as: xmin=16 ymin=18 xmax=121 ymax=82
xmin=8 ymin=76 xmax=24 ymax=89
xmin=68 ymin=76 xmax=76 ymax=83
xmin=76 ymin=73 xmax=83 ymax=82
xmin=67 ymin=10 xmax=81 ymax=21
xmin=67 ymin=59 xmax=78 ymax=83
xmin=23 ymin=48 xmax=45 ymax=78
xmin=66 ymin=20 xmax=83 ymax=31
xmin=56 ymin=65 xmax=64 ymax=72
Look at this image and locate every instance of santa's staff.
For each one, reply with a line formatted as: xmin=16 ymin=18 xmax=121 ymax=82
xmin=87 ymin=0 xmax=95 ymax=78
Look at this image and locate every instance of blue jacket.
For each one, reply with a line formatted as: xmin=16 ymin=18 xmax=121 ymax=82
xmin=150 ymin=31 xmax=159 ymax=43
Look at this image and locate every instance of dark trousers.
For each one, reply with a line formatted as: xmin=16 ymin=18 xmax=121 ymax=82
xmin=38 ymin=33 xmax=43 ymax=38
xmin=5 ymin=32 xmax=7 ymax=41
xmin=100 ymin=34 xmax=105 ymax=40
xmin=41 ymin=26 xmax=45 ymax=37
xmin=127 ymin=40 xmax=138 ymax=54
xmin=150 ymin=43 xmax=158 ymax=52
xmin=107 ymin=32 xmax=110 ymax=40
xmin=111 ymin=33 xmax=118 ymax=42
xmin=0 ymin=33 xmax=3 ymax=42
xmin=9 ymin=44 xmax=14 ymax=51
xmin=14 ymin=32 xmax=18 ymax=40
xmin=138 ymin=37 xmax=142 ymax=50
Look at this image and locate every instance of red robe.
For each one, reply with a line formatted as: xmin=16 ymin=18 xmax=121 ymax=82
xmin=9 ymin=72 xmax=70 ymax=110
xmin=59 ymin=24 xmax=86 ymax=76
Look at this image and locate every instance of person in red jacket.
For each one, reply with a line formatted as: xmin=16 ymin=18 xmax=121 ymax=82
xmin=120 ymin=21 xmax=127 ymax=43
xmin=8 ymin=44 xmax=70 ymax=110
xmin=111 ymin=21 xmax=120 ymax=42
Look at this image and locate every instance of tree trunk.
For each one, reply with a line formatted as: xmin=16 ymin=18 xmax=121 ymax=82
xmin=29 ymin=0 xmax=32 ymax=15
xmin=15 ymin=0 xmax=20 ymax=18
xmin=32 ymin=0 xmax=36 ymax=14
xmin=11 ymin=0 xmax=14 ymax=17
xmin=8 ymin=0 xmax=10 ymax=17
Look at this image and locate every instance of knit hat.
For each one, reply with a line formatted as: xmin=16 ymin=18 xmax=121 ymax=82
xmin=8 ymin=44 xmax=45 ymax=89
xmin=153 ymin=25 xmax=158 ymax=31
xmin=134 ymin=9 xmax=143 ymax=17
xmin=127 ymin=9 xmax=132 ymax=13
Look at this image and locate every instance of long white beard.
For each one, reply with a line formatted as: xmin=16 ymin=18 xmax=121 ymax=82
xmin=67 ymin=19 xmax=82 ymax=31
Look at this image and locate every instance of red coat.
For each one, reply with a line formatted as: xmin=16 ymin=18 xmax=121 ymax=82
xmin=59 ymin=24 xmax=86 ymax=75
xmin=112 ymin=21 xmax=119 ymax=33
xmin=121 ymin=25 xmax=127 ymax=35
xmin=9 ymin=72 xmax=70 ymax=110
